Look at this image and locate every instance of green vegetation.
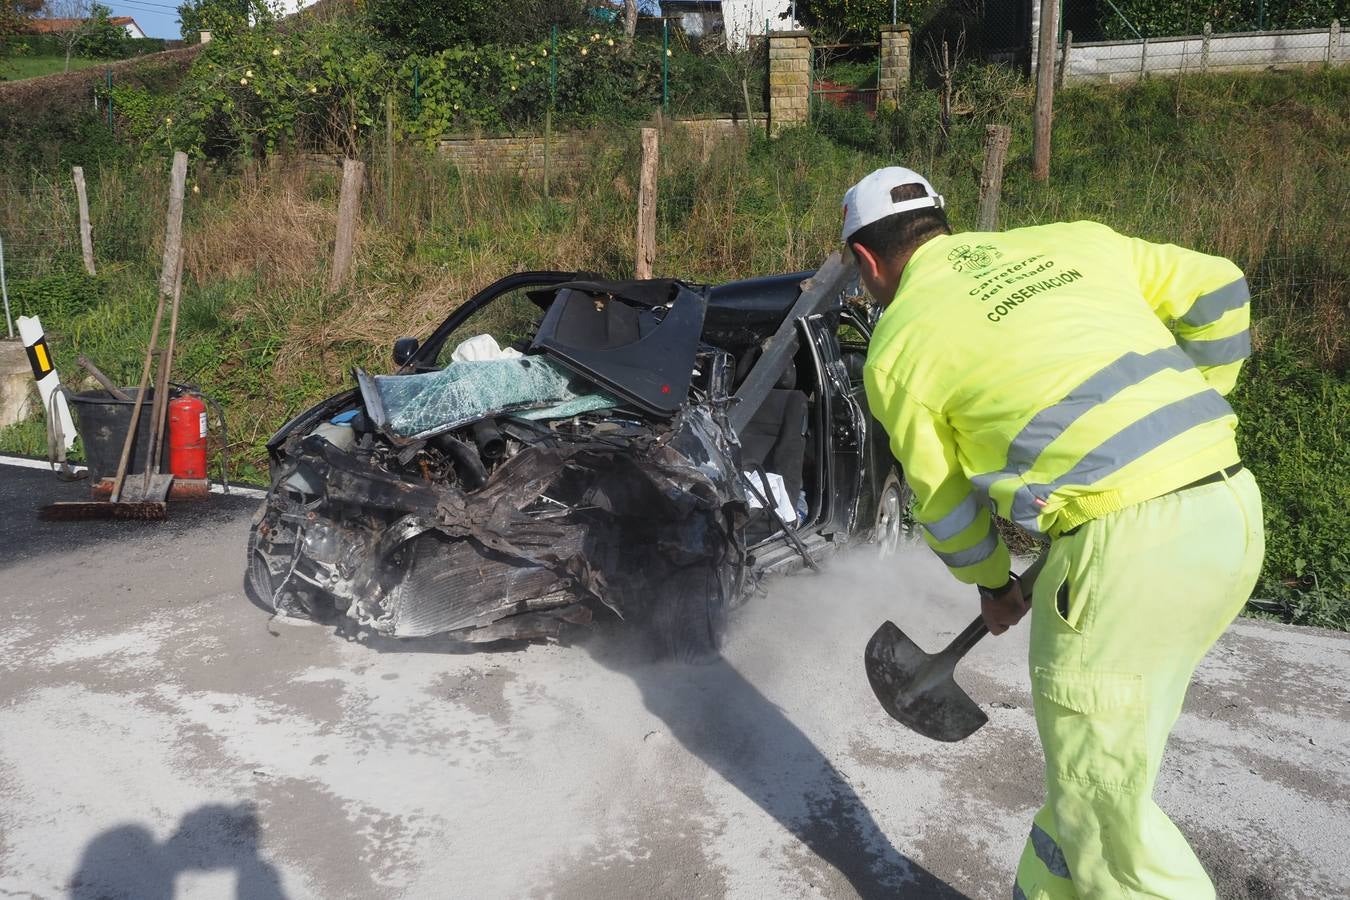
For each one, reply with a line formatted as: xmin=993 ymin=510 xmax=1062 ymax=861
xmin=0 ymin=54 xmax=104 ymax=79
xmin=1101 ymin=0 xmax=1349 ymax=38
xmin=0 ymin=9 xmax=1343 ymax=628
xmin=366 ymin=0 xmax=591 ymax=53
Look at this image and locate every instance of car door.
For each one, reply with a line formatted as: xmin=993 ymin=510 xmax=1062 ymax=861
xmin=806 ymin=311 xmax=868 ymax=539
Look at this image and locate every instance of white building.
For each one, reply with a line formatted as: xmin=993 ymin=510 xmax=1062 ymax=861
xmin=719 ymin=0 xmax=800 ymax=49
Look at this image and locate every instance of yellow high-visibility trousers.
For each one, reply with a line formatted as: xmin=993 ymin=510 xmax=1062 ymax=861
xmin=1014 ymin=469 xmax=1264 ymax=899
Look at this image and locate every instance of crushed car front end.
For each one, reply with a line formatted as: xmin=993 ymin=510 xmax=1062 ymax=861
xmin=246 ymin=278 xmax=748 ymax=655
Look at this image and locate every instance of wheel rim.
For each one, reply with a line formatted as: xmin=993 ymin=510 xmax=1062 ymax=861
xmin=877 ymin=484 xmax=904 ymax=558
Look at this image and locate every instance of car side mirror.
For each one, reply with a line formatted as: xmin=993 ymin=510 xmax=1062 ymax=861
xmin=392 ymin=337 xmax=419 ymax=366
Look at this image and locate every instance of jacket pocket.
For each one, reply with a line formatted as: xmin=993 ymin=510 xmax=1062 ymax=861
xmin=1032 ymin=667 xmax=1147 ymax=793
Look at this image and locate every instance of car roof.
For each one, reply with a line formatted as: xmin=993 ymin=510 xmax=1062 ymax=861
xmin=703 ymin=270 xmax=817 ymax=343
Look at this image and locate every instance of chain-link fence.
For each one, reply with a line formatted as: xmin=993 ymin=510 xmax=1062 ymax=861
xmin=904 ymin=1 xmax=1345 ymax=81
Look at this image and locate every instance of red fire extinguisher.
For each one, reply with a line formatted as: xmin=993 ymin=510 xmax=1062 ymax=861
xmin=168 ymin=392 xmax=209 ymax=481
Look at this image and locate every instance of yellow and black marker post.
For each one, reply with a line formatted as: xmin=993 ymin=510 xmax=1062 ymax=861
xmin=17 ymin=315 xmax=76 ymax=452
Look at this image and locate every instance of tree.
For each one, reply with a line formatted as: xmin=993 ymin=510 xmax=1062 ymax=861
xmin=177 ymin=0 xmax=248 ymax=42
xmin=792 ymin=0 xmax=939 ymax=39
xmin=366 ymin=0 xmax=592 ymax=54
xmin=44 ymin=0 xmax=93 ymax=72
xmin=1 ymin=0 xmax=46 ymax=46
xmin=77 ymin=3 xmax=127 ymax=58
xmin=623 ymin=0 xmax=637 ymax=39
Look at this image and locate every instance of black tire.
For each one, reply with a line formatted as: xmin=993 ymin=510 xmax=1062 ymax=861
xmin=646 ymin=562 xmax=729 ymax=662
xmin=244 ymin=504 xmax=279 ymax=614
xmin=874 ymin=469 xmax=919 ymax=558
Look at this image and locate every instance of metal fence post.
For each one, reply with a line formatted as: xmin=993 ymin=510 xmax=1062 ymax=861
xmin=105 ymin=68 xmax=113 ymax=131
xmin=412 ymin=62 xmax=420 ymax=119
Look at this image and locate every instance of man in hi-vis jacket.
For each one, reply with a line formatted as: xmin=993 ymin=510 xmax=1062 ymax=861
xmin=844 ymin=166 xmax=1264 ymax=899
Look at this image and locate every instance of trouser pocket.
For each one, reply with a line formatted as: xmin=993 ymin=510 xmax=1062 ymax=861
xmin=1032 ymin=667 xmax=1147 ymax=792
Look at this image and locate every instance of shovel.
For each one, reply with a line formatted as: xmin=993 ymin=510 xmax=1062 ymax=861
xmin=864 ymin=552 xmax=1048 ymax=742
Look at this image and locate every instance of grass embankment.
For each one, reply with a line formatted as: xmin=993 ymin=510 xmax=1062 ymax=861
xmin=0 ymin=67 xmax=1345 ymax=625
xmin=0 ymin=56 xmax=108 ymax=80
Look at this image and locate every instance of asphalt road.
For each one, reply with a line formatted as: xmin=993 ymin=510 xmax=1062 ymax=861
xmin=1 ymin=461 xmax=1348 ymax=899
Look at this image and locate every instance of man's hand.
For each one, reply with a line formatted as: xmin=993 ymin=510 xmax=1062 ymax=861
xmin=980 ymin=579 xmax=1030 ymax=635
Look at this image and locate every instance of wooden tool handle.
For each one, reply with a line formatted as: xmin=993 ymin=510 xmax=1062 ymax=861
xmin=77 ymin=355 xmax=131 ymax=401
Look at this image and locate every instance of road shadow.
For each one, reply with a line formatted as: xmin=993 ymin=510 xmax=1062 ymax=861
xmin=582 ymin=626 xmax=969 ymax=900
xmin=68 ymin=802 xmax=285 ymax=900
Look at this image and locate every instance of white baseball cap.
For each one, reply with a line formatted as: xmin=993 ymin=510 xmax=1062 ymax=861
xmin=840 ymin=167 xmax=945 ymax=243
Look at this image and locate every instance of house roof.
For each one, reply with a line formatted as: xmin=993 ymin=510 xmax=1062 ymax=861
xmin=23 ymin=15 xmax=141 ymax=34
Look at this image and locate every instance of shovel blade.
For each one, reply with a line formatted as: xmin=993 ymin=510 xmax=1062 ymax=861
xmin=864 ymin=620 xmax=988 ymax=742
xmin=117 ymin=473 xmax=175 ymax=503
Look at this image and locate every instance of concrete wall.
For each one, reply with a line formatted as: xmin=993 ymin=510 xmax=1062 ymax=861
xmin=1061 ymin=24 xmax=1344 ymax=83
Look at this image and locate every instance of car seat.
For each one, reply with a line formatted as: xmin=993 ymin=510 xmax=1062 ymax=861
xmin=738 ymin=358 xmax=808 ymax=520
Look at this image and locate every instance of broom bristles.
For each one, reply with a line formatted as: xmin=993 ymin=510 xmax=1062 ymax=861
xmin=39 ymin=501 xmax=168 ymax=522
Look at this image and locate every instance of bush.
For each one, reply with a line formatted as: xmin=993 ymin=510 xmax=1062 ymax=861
xmin=792 ymin=0 xmax=939 ymax=38
xmin=1101 ymin=0 xmax=1348 ymax=38
xmin=165 ymin=11 xmax=391 ymax=158
xmin=402 ymin=31 xmax=664 ymax=139
xmin=1230 ymin=343 xmax=1350 ymax=628
xmin=366 ymin=0 xmax=591 ymax=54
xmin=76 ymin=4 xmax=129 ymax=59
xmin=2 ymin=32 xmax=165 ymax=59
xmin=9 ymin=271 xmax=104 ymax=322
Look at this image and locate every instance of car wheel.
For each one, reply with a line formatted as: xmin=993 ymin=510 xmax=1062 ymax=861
xmin=647 ymin=562 xmax=728 ymax=662
xmin=875 ymin=469 xmax=918 ymax=559
xmin=244 ymin=503 xmax=279 ymax=614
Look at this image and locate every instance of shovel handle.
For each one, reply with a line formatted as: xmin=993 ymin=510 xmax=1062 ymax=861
xmin=944 ymin=550 xmax=1051 ymax=660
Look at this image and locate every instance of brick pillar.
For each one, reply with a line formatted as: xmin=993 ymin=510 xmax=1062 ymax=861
xmin=768 ymin=31 xmax=811 ymax=136
xmin=878 ymin=24 xmax=911 ymax=108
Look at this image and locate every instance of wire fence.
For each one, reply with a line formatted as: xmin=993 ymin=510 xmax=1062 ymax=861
xmin=908 ymin=0 xmax=1344 ymax=81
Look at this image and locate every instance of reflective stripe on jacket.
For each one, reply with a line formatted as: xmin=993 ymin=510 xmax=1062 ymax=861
xmin=863 ymin=221 xmax=1249 ymax=588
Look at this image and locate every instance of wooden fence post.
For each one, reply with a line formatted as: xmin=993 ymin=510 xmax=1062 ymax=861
xmin=158 ymin=152 xmax=188 ymax=298
xmin=329 ymin=159 xmax=365 ymax=294
xmin=635 ymin=127 xmax=659 ymax=279
xmin=1031 ymin=0 xmax=1059 ymax=181
xmin=384 ymin=94 xmax=394 ymax=225
xmin=72 ymin=166 xmax=96 ymax=276
xmin=977 ymin=125 xmax=1011 ymax=231
xmin=1057 ymin=29 xmax=1073 ymax=90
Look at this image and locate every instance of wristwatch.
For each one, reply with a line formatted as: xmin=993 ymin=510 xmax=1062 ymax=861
xmin=978 ymin=572 xmax=1021 ymax=603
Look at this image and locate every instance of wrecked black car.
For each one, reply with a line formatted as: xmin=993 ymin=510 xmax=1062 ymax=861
xmin=245 ymin=255 xmax=913 ymax=656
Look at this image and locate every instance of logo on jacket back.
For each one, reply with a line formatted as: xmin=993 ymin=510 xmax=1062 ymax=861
xmin=948 ymin=244 xmax=1003 ymax=273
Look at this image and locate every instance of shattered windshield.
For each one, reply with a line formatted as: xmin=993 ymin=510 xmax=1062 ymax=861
xmin=434 ymin=286 xmax=547 ymax=366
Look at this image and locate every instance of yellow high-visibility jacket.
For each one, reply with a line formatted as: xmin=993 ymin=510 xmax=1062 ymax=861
xmin=863 ymin=221 xmax=1250 ymax=588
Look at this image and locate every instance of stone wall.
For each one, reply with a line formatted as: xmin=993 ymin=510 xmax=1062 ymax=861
xmin=878 ymin=25 xmax=911 ymax=108
xmin=437 ymin=115 xmax=767 ymax=175
xmin=436 ymin=134 xmax=594 ymax=177
xmin=768 ymin=31 xmax=811 ymax=136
